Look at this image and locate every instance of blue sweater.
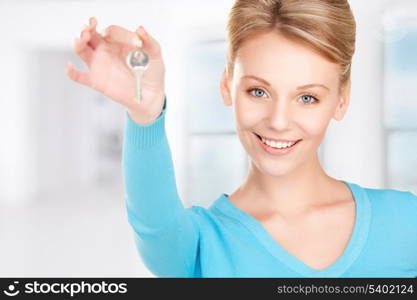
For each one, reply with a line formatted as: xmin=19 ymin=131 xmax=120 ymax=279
xmin=122 ymin=96 xmax=417 ymax=278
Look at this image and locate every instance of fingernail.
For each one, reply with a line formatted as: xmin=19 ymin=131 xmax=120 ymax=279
xmin=137 ymin=26 xmax=146 ymax=35
xmin=100 ymin=27 xmax=108 ymax=36
xmin=131 ymin=36 xmax=142 ymax=47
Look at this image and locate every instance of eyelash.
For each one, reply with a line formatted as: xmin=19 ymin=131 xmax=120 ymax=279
xmin=246 ymin=88 xmax=320 ymax=105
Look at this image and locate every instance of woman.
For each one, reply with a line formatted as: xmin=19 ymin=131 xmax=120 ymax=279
xmin=66 ymin=0 xmax=417 ymax=278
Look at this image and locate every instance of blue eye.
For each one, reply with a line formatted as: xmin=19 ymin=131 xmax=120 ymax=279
xmin=300 ymin=94 xmax=319 ymax=104
xmin=247 ymin=88 xmax=320 ymax=104
xmin=247 ymin=88 xmax=266 ymax=98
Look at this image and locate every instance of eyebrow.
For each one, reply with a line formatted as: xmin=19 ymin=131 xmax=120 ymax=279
xmin=241 ymin=75 xmax=330 ymax=91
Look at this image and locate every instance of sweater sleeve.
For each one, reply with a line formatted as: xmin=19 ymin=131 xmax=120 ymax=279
xmin=122 ymin=95 xmax=200 ymax=277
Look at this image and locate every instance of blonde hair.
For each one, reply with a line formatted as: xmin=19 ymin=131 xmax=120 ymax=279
xmin=226 ymin=0 xmax=356 ymax=89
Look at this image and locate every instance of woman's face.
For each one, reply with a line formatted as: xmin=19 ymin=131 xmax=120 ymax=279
xmin=220 ymin=31 xmax=351 ymax=177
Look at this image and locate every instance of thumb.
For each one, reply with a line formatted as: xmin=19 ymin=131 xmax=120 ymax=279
xmin=135 ymin=26 xmax=162 ymax=58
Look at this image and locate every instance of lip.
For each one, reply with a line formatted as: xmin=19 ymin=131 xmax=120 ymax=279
xmin=253 ymin=133 xmax=301 ymax=155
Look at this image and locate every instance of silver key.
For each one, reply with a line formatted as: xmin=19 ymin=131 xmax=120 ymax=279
xmin=126 ymin=49 xmax=149 ymax=104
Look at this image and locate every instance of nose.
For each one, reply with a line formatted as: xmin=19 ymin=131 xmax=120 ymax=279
xmin=267 ymin=98 xmax=292 ymax=131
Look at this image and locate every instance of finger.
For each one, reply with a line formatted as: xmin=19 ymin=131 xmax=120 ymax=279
xmin=103 ymin=25 xmax=140 ymax=47
xmin=135 ymin=26 xmax=162 ymax=58
xmin=73 ymin=33 xmax=93 ymax=63
xmin=87 ymin=16 xmax=102 ymax=50
xmin=65 ymin=61 xmax=93 ymax=88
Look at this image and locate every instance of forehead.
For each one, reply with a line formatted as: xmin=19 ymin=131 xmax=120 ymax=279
xmin=234 ymin=31 xmax=340 ymax=88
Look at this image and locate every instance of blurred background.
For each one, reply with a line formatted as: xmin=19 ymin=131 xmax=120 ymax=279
xmin=0 ymin=0 xmax=416 ymax=277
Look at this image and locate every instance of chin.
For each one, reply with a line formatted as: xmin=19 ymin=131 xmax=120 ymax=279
xmin=251 ymin=159 xmax=299 ymax=178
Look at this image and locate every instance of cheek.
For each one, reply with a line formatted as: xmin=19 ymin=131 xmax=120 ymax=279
xmin=234 ymin=100 xmax=266 ymax=128
xmin=297 ymin=109 xmax=332 ymax=140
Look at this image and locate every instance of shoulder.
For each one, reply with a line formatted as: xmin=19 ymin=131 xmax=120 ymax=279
xmin=363 ymin=185 xmax=416 ymax=202
xmin=184 ymin=205 xmax=215 ymax=228
xmin=351 ymin=183 xmax=417 ymax=238
xmin=356 ymin=182 xmax=417 ymax=211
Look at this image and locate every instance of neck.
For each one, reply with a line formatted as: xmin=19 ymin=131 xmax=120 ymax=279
xmin=231 ymin=153 xmax=339 ymax=217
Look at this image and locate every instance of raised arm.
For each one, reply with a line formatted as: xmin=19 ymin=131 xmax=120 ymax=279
xmin=66 ymin=17 xmax=200 ymax=277
xmin=123 ymin=96 xmax=200 ymax=277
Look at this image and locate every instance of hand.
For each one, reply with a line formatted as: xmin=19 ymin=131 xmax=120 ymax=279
xmin=65 ymin=17 xmax=166 ymax=123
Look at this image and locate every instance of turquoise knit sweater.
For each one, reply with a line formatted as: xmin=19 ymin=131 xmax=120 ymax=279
xmin=122 ymin=96 xmax=417 ymax=278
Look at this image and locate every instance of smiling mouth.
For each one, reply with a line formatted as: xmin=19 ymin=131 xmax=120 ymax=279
xmin=253 ymin=133 xmax=302 ymax=145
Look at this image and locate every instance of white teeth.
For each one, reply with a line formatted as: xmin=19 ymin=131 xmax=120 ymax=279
xmin=261 ymin=137 xmax=296 ymax=149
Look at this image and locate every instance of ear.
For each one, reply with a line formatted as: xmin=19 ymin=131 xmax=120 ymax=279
xmin=220 ymin=65 xmax=233 ymax=106
xmin=333 ymin=79 xmax=351 ymax=121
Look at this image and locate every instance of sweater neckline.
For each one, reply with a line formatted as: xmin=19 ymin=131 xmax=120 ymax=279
xmin=212 ymin=180 xmax=371 ymax=277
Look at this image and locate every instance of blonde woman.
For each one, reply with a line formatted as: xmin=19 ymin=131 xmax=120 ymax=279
xmin=66 ymin=0 xmax=417 ymax=278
